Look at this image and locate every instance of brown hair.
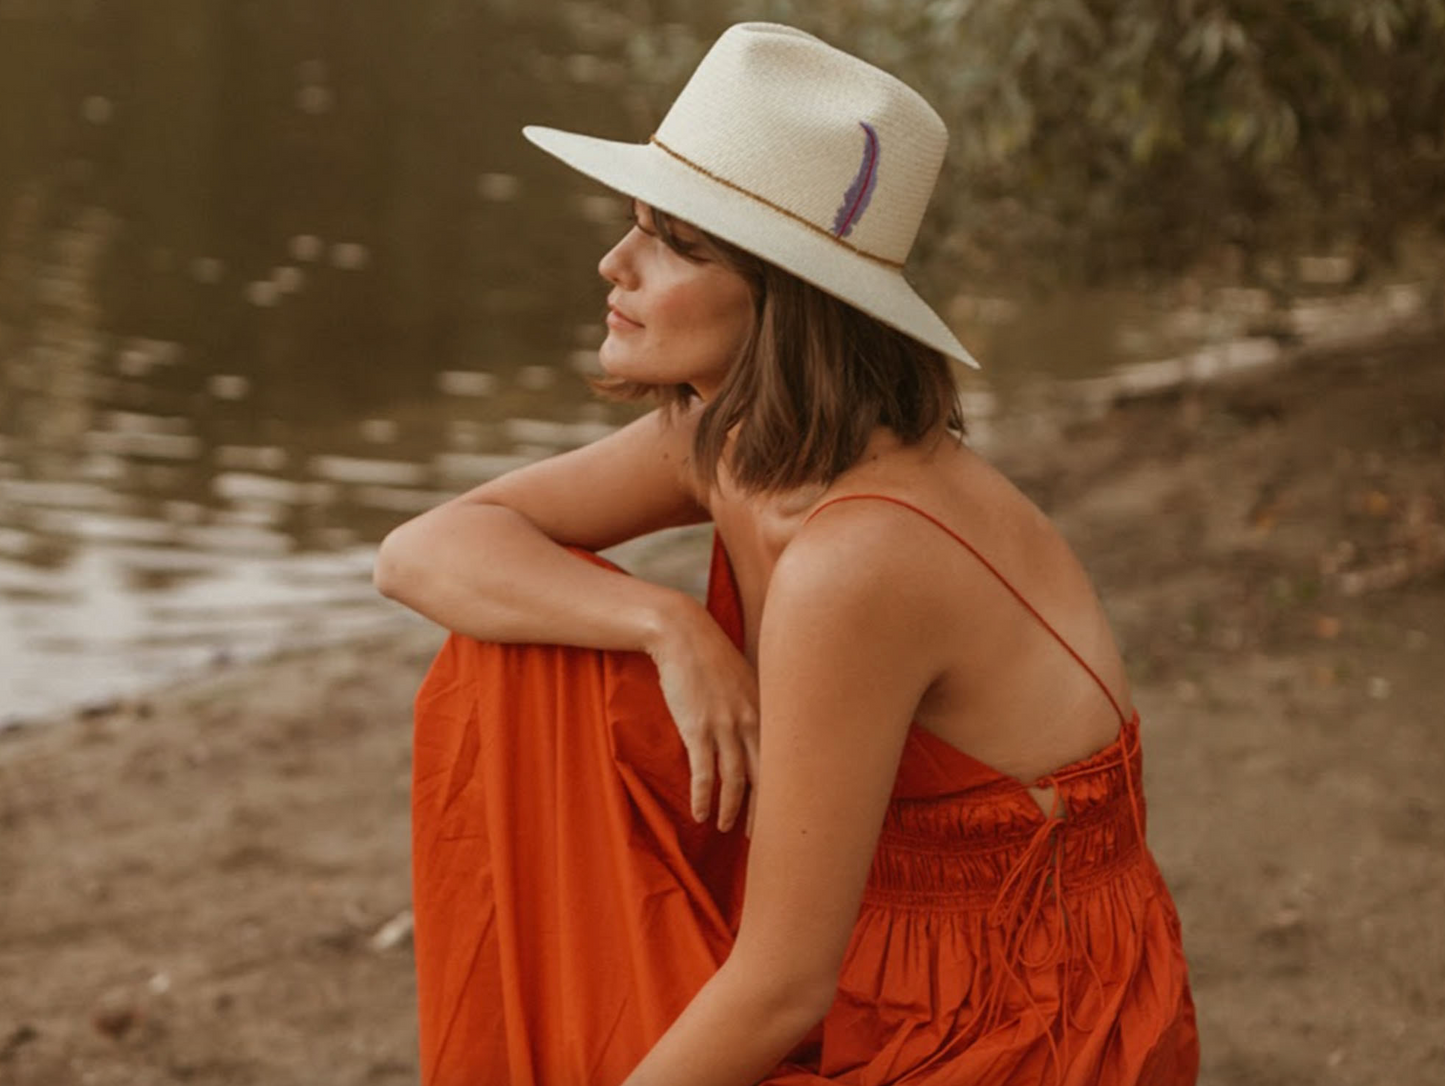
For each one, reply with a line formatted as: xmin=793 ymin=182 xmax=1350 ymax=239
xmin=593 ymin=207 xmax=964 ymax=493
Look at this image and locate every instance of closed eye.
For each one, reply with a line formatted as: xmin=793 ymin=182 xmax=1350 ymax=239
xmin=628 ymin=200 xmax=657 ymax=237
xmin=629 ymin=199 xmax=708 ymax=262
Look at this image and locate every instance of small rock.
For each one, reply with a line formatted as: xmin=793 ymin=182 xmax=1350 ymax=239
xmin=369 ymin=909 xmax=415 ymax=952
xmin=92 ymin=1005 xmax=140 ymax=1040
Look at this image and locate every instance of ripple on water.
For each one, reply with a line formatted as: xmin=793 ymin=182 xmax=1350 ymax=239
xmin=433 ymin=452 xmax=534 ymax=485
xmin=0 ymin=479 xmax=128 ymax=511
xmin=289 ymin=235 xmax=324 ymax=262
xmin=216 ymin=445 xmax=288 ymax=472
xmin=502 ymin=417 xmax=617 ymax=448
xmin=437 ymin=370 xmax=497 ymax=397
xmin=29 ymin=509 xmax=177 ymax=546
xmin=353 ymin=486 xmax=456 ymax=514
xmin=83 ymin=430 xmax=202 ymax=461
xmin=308 ymin=456 xmax=429 ymax=487
xmin=478 ymin=173 xmax=522 ymax=201
xmin=212 ymin=472 xmax=331 ymax=506
xmin=176 ymin=524 xmax=294 ymax=556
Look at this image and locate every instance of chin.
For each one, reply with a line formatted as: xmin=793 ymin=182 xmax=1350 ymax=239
xmin=596 ymin=342 xmax=645 ymax=383
xmin=599 ymin=339 xmax=728 ymax=392
xmin=598 ymin=345 xmax=671 ymax=387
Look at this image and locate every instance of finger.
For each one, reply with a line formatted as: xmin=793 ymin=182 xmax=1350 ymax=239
xmin=684 ymin=731 xmax=716 ymax=824
xmin=715 ymin=733 xmax=748 ymax=833
xmin=742 ymin=730 xmax=761 ymax=838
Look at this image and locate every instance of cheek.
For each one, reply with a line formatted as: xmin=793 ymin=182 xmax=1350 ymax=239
xmin=658 ymin=279 xmax=752 ymax=352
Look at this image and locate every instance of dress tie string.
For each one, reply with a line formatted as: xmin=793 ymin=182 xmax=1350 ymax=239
xmin=972 ymin=724 xmax=1147 ymax=1085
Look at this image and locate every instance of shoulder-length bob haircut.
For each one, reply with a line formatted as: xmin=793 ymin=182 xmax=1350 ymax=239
xmin=593 ymin=207 xmax=965 ymax=494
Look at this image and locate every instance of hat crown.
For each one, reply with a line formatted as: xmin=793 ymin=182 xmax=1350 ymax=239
xmin=654 ymin=23 xmax=947 ymax=265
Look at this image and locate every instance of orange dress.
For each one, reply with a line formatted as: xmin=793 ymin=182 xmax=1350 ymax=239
xmin=411 ymin=497 xmax=1199 ymax=1085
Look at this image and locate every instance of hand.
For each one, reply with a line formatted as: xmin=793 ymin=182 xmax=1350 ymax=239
xmin=648 ymin=604 xmax=760 ymax=834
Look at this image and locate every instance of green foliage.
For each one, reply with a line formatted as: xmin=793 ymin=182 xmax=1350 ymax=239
xmin=569 ymin=0 xmax=1445 ymax=288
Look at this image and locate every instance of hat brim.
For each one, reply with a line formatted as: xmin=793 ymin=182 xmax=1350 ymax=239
xmin=523 ymin=126 xmax=979 ymax=369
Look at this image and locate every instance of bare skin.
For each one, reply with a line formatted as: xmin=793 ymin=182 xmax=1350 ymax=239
xmin=374 ymin=203 xmax=1132 ymax=1086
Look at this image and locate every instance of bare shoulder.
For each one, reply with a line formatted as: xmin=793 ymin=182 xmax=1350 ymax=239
xmin=764 ymin=497 xmax=956 ymax=650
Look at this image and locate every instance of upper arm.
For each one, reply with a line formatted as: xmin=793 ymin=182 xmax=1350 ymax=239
xmin=437 ymin=405 xmax=708 ymax=550
xmin=727 ymin=514 xmax=949 ymax=996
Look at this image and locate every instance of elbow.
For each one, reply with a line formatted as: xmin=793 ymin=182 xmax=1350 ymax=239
xmin=753 ymin=975 xmax=835 ymax=1052
xmin=722 ymin=959 xmax=837 ymax=1038
xmin=373 ymin=499 xmax=512 ymax=607
xmin=782 ymin=974 xmax=839 ymax=1030
xmin=373 ymin=523 xmax=421 ymax=603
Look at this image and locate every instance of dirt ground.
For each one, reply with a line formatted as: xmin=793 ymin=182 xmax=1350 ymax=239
xmin=2 ymin=332 xmax=1442 ymax=1086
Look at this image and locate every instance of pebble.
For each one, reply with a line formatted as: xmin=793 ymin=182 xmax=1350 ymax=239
xmin=91 ymin=1005 xmax=138 ymax=1040
xmin=369 ymin=909 xmax=414 ymax=952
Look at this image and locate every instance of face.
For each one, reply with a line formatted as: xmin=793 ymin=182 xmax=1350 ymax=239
xmin=596 ymin=201 xmax=756 ymax=400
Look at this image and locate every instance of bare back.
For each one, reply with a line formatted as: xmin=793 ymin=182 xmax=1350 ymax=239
xmin=707 ymin=428 xmax=1130 ymax=785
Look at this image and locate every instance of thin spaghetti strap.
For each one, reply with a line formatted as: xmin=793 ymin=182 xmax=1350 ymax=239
xmin=804 ymin=493 xmax=1130 ymax=726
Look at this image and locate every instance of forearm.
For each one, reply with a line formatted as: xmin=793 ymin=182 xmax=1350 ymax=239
xmin=621 ymin=961 xmax=829 ymax=1086
xmin=374 ymin=500 xmax=699 ymax=653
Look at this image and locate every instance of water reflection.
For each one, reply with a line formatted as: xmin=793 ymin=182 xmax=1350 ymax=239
xmin=0 ymin=3 xmax=1434 ymax=721
xmin=0 ymin=3 xmax=657 ymax=718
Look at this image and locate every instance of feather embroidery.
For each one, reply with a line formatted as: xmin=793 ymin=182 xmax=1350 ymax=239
xmin=831 ymin=121 xmax=880 ymax=238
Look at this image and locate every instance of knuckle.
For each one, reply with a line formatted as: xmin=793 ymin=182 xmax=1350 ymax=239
xmin=677 ymin=718 xmax=705 ymax=741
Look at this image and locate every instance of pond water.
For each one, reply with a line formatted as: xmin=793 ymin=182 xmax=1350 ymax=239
xmin=0 ymin=3 xmax=1431 ymax=722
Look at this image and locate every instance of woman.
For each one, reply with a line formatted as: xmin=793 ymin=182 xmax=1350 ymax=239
xmin=376 ymin=22 xmax=1198 ymax=1086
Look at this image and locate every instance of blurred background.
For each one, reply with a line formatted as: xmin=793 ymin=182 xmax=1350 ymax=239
xmin=2 ymin=0 xmax=1440 ymax=720
xmin=2 ymin=3 xmax=1444 ymax=1085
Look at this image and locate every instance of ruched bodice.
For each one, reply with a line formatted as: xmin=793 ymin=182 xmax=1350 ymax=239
xmin=869 ymin=718 xmax=1148 ymax=909
xmin=800 ymin=714 xmax=1187 ymax=1085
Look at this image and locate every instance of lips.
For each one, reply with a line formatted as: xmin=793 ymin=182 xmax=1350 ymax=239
xmin=606 ymin=298 xmax=643 ymax=328
xmin=606 ymin=306 xmax=643 ymax=332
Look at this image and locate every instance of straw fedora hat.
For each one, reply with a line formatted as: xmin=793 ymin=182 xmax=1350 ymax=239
xmin=523 ymin=22 xmax=979 ymax=369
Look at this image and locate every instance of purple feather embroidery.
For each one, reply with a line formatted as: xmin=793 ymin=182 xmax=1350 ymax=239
xmin=831 ymin=122 xmax=880 ymax=238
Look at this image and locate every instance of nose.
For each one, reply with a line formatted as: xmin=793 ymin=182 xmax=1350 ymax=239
xmin=598 ymin=228 xmax=639 ymax=288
